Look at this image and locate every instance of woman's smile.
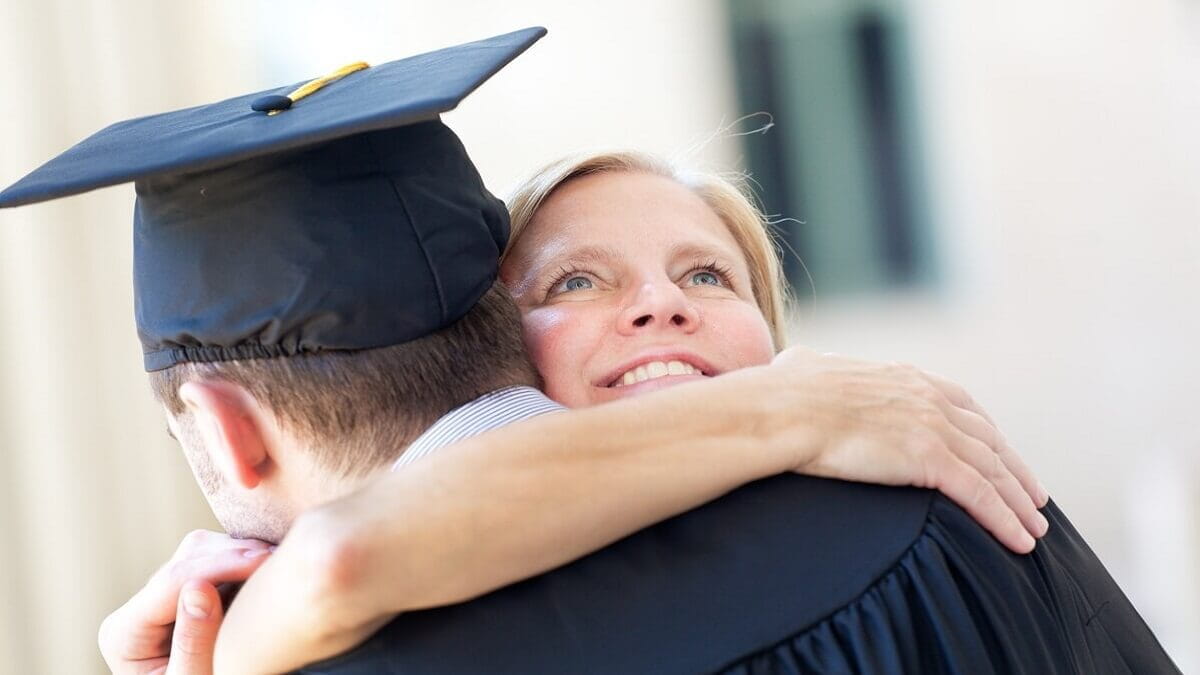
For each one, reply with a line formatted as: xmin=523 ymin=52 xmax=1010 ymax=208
xmin=609 ymin=360 xmax=703 ymax=387
xmin=501 ymin=170 xmax=775 ymax=408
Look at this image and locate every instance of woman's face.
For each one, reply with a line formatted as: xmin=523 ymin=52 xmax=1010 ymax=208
xmin=501 ymin=170 xmax=776 ymax=408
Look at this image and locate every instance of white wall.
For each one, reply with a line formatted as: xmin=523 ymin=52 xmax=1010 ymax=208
xmin=0 ymin=2 xmax=247 ymax=672
xmin=806 ymin=1 xmax=1200 ymax=667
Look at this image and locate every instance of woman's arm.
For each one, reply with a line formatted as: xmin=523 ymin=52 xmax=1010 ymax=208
xmin=214 ymin=347 xmax=1047 ymax=674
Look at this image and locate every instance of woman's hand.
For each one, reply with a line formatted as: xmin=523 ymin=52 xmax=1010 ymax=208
xmin=763 ymin=346 xmax=1048 ymax=554
xmin=98 ymin=529 xmax=272 ymax=674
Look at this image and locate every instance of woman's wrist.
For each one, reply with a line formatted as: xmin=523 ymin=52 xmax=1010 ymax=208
xmin=698 ymin=364 xmax=822 ymax=476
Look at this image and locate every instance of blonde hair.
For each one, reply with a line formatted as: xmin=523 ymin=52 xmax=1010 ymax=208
xmin=505 ymin=151 xmax=789 ymax=349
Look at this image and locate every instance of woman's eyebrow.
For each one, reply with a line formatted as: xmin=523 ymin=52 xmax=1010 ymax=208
xmin=533 ymin=243 xmax=622 ymax=274
xmin=668 ymin=242 xmax=740 ymax=265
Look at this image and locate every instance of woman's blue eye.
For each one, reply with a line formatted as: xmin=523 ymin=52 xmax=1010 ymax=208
xmin=562 ymin=276 xmax=593 ymax=292
xmin=691 ymin=271 xmax=722 ymax=286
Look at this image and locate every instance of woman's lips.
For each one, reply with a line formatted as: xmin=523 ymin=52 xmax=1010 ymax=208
xmin=601 ymin=372 xmax=709 ymax=397
xmin=598 ymin=354 xmax=717 ymax=388
xmin=608 ymin=359 xmax=702 ymax=387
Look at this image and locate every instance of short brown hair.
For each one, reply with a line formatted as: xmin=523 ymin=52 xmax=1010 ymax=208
xmin=149 ymin=280 xmax=537 ymax=477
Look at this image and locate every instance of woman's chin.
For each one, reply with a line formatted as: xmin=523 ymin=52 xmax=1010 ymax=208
xmin=590 ymin=374 xmax=710 ymax=403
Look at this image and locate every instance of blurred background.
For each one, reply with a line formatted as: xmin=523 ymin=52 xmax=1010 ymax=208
xmin=1 ymin=0 xmax=1196 ymax=672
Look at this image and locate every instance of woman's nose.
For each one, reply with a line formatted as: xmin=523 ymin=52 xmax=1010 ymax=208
xmin=616 ymin=281 xmax=700 ymax=336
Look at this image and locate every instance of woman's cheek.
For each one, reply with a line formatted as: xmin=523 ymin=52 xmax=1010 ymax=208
xmin=706 ymin=301 xmax=777 ymax=367
xmin=520 ymin=306 xmax=592 ymax=404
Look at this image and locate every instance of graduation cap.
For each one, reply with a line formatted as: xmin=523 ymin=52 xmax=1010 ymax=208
xmin=0 ymin=26 xmax=546 ymax=371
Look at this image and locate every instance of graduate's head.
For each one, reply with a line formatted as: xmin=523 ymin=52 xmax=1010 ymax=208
xmin=150 ymin=280 xmax=535 ymax=542
xmin=501 ymin=151 xmax=788 ymax=409
xmin=0 ymin=29 xmax=547 ymax=542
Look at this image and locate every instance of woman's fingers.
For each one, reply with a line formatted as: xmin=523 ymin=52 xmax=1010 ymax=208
xmin=770 ymin=347 xmax=1050 ymax=551
xmin=921 ymin=370 xmax=1049 ymax=507
xmin=137 ymin=543 xmax=273 ymax=629
xmin=101 ymin=531 xmax=273 ymax=669
xmin=165 ymin=580 xmax=224 ymax=675
xmin=916 ymin=372 xmax=1049 ymax=535
xmin=926 ymin=450 xmax=1036 ymax=554
xmin=929 ymin=380 xmax=1049 ymax=509
xmin=938 ymin=411 xmax=1049 ymax=541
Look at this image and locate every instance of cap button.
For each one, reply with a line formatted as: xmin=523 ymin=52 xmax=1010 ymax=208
xmin=251 ymin=95 xmax=293 ymax=113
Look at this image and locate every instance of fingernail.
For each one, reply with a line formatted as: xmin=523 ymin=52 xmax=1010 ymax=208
xmin=243 ymin=547 xmax=270 ymax=558
xmin=183 ymin=589 xmax=211 ymax=619
xmin=1038 ymin=483 xmax=1050 ymax=505
xmin=1036 ymin=512 xmax=1050 ymax=537
xmin=1021 ymin=531 xmax=1037 ymax=553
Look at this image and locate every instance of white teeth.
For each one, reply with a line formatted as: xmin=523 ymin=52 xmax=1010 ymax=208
xmin=612 ymin=360 xmax=702 ymax=387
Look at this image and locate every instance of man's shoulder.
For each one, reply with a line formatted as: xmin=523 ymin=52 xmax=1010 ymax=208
xmin=300 ymin=479 xmax=1180 ymax=674
xmin=298 ymin=476 xmax=939 ymax=675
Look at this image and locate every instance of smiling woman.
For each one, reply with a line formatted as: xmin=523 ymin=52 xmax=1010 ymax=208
xmin=502 ymin=152 xmax=786 ymax=407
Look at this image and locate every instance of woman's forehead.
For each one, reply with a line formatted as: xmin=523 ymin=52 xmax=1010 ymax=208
xmin=519 ymin=171 xmax=741 ymax=256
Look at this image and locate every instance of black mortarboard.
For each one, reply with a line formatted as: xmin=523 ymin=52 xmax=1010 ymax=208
xmin=0 ymin=26 xmax=546 ymax=371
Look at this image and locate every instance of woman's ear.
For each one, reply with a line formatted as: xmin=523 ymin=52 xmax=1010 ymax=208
xmin=177 ymin=380 xmax=269 ymax=490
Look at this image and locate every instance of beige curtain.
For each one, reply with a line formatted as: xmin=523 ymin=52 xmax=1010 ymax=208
xmin=0 ymin=2 xmax=245 ymax=672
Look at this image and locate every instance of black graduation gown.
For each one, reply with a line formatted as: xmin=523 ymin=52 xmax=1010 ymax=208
xmin=296 ymin=475 xmax=1179 ymax=674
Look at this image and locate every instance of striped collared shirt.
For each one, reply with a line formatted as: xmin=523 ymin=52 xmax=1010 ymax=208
xmin=391 ymin=386 xmax=565 ymax=470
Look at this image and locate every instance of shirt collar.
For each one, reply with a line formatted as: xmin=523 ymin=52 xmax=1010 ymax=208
xmin=392 ymin=386 xmax=564 ymax=470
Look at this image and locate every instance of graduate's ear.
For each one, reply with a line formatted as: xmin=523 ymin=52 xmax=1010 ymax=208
xmin=177 ymin=380 xmax=270 ymax=490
